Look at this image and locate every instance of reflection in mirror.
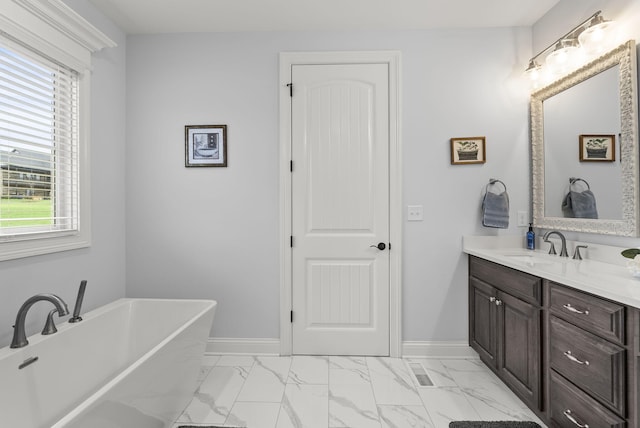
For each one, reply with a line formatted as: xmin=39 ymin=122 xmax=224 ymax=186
xmin=561 ymin=178 xmax=599 ymax=219
xmin=531 ymin=40 xmax=639 ymax=236
xmin=543 ymin=65 xmax=621 ymax=220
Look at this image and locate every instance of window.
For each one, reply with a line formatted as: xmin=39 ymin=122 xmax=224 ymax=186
xmin=0 ymin=39 xmax=79 ymax=239
xmin=0 ymin=0 xmax=115 ymax=260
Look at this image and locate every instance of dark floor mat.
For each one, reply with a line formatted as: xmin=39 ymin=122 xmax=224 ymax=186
xmin=177 ymin=425 xmax=245 ymax=428
xmin=449 ymin=422 xmax=541 ymax=428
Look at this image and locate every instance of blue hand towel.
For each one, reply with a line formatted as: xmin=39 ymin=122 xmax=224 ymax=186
xmin=482 ymin=179 xmax=509 ymax=228
xmin=561 ymin=178 xmax=598 ymax=219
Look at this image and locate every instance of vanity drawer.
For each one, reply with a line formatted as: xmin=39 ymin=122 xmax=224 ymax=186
xmin=550 ymin=316 xmax=626 ymax=415
xmin=469 ymin=257 xmax=541 ymax=305
xmin=549 ymin=282 xmax=625 ymax=345
xmin=549 ymin=370 xmax=626 ymax=428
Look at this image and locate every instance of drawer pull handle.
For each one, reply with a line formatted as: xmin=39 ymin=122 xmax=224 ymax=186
xmin=489 ymin=297 xmax=496 ymax=302
xmin=495 ymin=299 xmax=502 ymax=306
xmin=564 ymin=350 xmax=589 ymax=366
xmin=563 ymin=303 xmax=589 ymax=315
xmin=563 ymin=409 xmax=589 ymax=428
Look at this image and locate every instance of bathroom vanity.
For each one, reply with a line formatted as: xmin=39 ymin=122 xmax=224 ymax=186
xmin=471 ymin=37 xmax=640 ymax=426
xmin=464 ymin=236 xmax=640 ymax=428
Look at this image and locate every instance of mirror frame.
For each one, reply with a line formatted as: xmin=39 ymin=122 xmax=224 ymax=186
xmin=531 ymin=40 xmax=639 ymax=236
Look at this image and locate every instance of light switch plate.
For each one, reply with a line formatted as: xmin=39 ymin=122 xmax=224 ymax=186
xmin=408 ymin=205 xmax=423 ymax=221
xmin=517 ymin=210 xmax=527 ymax=227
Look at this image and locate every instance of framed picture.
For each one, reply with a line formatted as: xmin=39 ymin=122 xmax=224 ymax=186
xmin=579 ymin=134 xmax=615 ymax=162
xmin=185 ymin=125 xmax=227 ymax=167
xmin=450 ymin=137 xmax=486 ymax=165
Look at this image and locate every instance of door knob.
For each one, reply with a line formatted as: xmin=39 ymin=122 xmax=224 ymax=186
xmin=370 ymin=243 xmax=386 ymax=250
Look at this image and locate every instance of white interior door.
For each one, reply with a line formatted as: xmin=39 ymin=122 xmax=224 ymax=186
xmin=291 ymin=63 xmax=390 ymax=356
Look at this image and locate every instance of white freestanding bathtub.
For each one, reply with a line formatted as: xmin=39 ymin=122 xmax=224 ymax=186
xmin=0 ymin=298 xmax=217 ymax=428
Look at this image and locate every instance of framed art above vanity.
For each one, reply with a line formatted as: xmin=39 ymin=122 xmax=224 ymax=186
xmin=531 ymin=40 xmax=639 ymax=236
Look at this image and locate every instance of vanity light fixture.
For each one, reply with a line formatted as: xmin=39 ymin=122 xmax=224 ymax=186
xmin=524 ymin=59 xmax=541 ymax=82
xmin=525 ymin=10 xmax=615 ymax=88
xmin=545 ymin=38 xmax=580 ymax=75
xmin=578 ymin=14 xmax=616 ymax=56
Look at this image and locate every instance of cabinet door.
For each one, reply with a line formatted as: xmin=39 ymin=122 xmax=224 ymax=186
xmin=497 ymin=291 xmax=541 ymax=410
xmin=469 ymin=277 xmax=497 ymax=368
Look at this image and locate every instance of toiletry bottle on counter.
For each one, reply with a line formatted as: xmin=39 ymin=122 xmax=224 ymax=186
xmin=527 ymin=223 xmax=535 ymax=250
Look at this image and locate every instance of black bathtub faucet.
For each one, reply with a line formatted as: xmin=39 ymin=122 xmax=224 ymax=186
xmin=10 ymin=294 xmax=69 ymax=348
xmin=69 ymin=280 xmax=87 ymax=323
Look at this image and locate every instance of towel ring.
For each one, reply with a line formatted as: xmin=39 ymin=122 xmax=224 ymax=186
xmin=487 ymin=178 xmax=507 ymax=193
xmin=569 ymin=177 xmax=590 ymax=190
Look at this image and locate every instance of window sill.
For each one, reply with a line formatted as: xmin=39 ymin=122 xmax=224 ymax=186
xmin=0 ymin=232 xmax=90 ymax=262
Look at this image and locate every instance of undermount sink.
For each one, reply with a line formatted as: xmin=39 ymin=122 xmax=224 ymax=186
xmin=505 ymin=254 xmax=553 ymax=264
xmin=497 ymin=251 xmax=561 ymax=266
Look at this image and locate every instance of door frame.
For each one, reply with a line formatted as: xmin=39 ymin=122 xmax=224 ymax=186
xmin=278 ymin=51 xmax=402 ymax=357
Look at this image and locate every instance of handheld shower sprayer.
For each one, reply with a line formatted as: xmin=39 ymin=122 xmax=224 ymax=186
xmin=69 ymin=280 xmax=87 ymax=323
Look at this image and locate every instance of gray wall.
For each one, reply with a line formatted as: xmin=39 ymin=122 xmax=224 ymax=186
xmin=6 ymin=0 xmax=637 ymax=350
xmin=0 ymin=0 xmax=128 ymax=348
xmin=125 ymin=28 xmax=533 ymax=341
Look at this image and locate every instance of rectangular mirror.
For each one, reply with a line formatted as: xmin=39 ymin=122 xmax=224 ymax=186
xmin=531 ymin=40 xmax=639 ymax=236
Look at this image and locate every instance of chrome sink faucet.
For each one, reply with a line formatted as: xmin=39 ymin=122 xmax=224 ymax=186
xmin=10 ymin=294 xmax=69 ymax=348
xmin=543 ymin=231 xmax=569 ymax=257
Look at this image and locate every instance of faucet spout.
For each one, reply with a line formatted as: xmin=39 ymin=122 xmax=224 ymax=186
xmin=10 ymin=294 xmax=69 ymax=348
xmin=543 ymin=231 xmax=569 ymax=257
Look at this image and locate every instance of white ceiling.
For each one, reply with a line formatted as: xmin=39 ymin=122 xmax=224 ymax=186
xmin=87 ymin=0 xmax=560 ymax=34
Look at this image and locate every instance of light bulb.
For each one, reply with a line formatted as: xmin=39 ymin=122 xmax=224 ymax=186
xmin=578 ymin=16 xmax=617 ymax=57
xmin=546 ymin=38 xmax=579 ymax=75
xmin=524 ymin=59 xmax=541 ymax=82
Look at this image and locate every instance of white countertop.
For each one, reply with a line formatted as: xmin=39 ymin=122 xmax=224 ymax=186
xmin=463 ymin=235 xmax=640 ymax=309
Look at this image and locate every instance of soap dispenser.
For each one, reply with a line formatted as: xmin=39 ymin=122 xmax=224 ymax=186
xmin=526 ymin=223 xmax=535 ymax=250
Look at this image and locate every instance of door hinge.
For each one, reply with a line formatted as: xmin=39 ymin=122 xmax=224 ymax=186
xmin=290 ymin=160 xmax=293 ymax=172
xmin=290 ymin=235 xmax=294 ymax=247
xmin=287 ymin=83 xmax=293 ymax=97
xmin=290 ymin=310 xmax=294 ymax=323
xmin=389 ymin=243 xmax=392 ymax=250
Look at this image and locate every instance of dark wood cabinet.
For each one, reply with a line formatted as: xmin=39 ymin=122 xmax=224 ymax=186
xmin=468 ymin=256 xmax=640 ymax=427
xmin=547 ymin=281 xmax=632 ymax=427
xmin=550 ymin=315 xmax=626 ymax=415
xmin=549 ymin=370 xmax=626 ymax=428
xmin=549 ymin=282 xmax=625 ymax=345
xmin=469 ymin=276 xmax=497 ymax=365
xmin=469 ymin=257 xmax=541 ymax=410
xmin=498 ymin=290 xmax=541 ymax=410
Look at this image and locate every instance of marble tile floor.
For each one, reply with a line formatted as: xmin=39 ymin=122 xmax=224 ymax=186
xmin=172 ymin=355 xmax=547 ymax=428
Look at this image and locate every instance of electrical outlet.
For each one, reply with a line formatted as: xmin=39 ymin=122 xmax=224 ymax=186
xmin=407 ymin=205 xmax=423 ymax=221
xmin=517 ymin=211 xmax=528 ymax=227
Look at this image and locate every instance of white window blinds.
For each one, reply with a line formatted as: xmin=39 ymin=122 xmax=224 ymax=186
xmin=0 ymin=35 xmax=79 ymax=239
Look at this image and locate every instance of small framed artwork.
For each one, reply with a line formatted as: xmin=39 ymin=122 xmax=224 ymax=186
xmin=579 ymin=134 xmax=615 ymax=162
xmin=185 ymin=124 xmax=227 ymax=167
xmin=450 ymin=137 xmax=486 ymax=165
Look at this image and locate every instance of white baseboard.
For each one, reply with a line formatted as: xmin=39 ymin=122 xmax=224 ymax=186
xmin=206 ymin=338 xmax=477 ymax=359
xmin=206 ymin=337 xmax=281 ymax=355
xmin=401 ymin=341 xmax=478 ymax=358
